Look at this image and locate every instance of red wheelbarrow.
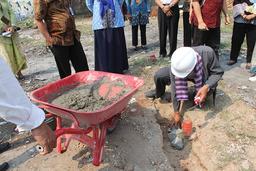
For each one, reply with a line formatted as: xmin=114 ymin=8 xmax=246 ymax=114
xmin=30 ymin=71 xmax=144 ymax=166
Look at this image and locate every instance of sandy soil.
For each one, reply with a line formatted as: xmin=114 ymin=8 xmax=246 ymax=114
xmin=0 ymin=16 xmax=256 ymax=171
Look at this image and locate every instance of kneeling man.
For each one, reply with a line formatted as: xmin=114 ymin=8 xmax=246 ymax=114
xmin=145 ymin=46 xmax=224 ymax=124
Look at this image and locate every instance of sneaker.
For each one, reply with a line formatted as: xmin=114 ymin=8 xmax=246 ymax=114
xmin=145 ymin=89 xmax=157 ymax=99
xmin=0 ymin=162 xmax=9 ymax=171
xmin=249 ymin=75 xmax=256 ymax=82
xmin=0 ymin=142 xmax=10 ymax=154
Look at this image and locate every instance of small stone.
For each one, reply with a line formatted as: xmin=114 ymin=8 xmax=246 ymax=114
xmin=124 ymin=163 xmax=134 ymax=171
xmin=131 ymin=108 xmax=137 ymax=112
xmin=241 ymin=160 xmax=250 ymax=170
xmin=145 ymin=66 xmax=152 ymax=70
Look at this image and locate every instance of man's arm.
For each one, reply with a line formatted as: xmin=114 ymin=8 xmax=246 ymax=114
xmin=222 ymin=0 xmax=231 ymax=25
xmin=33 ymin=0 xmax=53 ymax=46
xmin=204 ymin=49 xmax=224 ymax=89
xmin=170 ymin=72 xmax=180 ymax=112
xmin=192 ymin=0 xmax=208 ymax=30
xmin=0 ymin=58 xmax=56 ymax=154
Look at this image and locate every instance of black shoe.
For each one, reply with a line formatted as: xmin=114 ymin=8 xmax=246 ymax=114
xmin=145 ymin=90 xmax=157 ymax=99
xmin=226 ymin=60 xmax=236 ymax=65
xmin=0 ymin=142 xmax=10 ymax=154
xmin=159 ymin=54 xmax=167 ymax=58
xmin=141 ymin=45 xmax=147 ymax=50
xmin=0 ymin=162 xmax=9 ymax=171
xmin=134 ymin=46 xmax=139 ymax=51
xmin=167 ymin=53 xmax=173 ymax=58
xmin=160 ymin=92 xmax=172 ymax=102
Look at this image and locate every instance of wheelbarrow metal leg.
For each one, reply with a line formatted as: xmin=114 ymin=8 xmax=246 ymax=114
xmin=92 ymin=125 xmax=107 ymax=166
xmin=56 ymin=116 xmax=64 ymax=153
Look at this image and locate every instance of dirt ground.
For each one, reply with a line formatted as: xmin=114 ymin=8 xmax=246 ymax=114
xmin=0 ymin=16 xmax=256 ymax=171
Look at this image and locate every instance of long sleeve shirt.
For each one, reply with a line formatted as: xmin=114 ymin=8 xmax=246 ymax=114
xmin=170 ymin=46 xmax=224 ymax=112
xmin=0 ymin=57 xmax=45 ymax=132
xmin=85 ymin=0 xmax=125 ymax=30
xmin=125 ymin=0 xmax=151 ymax=17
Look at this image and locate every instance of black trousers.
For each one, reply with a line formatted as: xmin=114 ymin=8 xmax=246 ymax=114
xmin=183 ymin=11 xmax=192 ymax=47
xmin=132 ymin=24 xmax=146 ymax=46
xmin=49 ymin=38 xmax=89 ymax=79
xmin=230 ymin=22 xmax=256 ymax=63
xmin=154 ymin=67 xmax=171 ymax=97
xmin=158 ymin=5 xmax=180 ymax=56
xmin=193 ymin=26 xmax=220 ymax=59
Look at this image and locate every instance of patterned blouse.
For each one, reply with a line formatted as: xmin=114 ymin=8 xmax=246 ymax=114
xmin=126 ymin=0 xmax=150 ymax=25
xmin=33 ymin=0 xmax=80 ymax=46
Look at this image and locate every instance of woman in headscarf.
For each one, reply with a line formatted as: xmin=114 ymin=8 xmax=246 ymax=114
xmin=0 ymin=0 xmax=27 ymax=79
xmin=126 ymin=0 xmax=151 ymax=51
xmin=227 ymin=0 xmax=256 ymax=69
xmin=86 ymin=0 xmax=129 ymax=74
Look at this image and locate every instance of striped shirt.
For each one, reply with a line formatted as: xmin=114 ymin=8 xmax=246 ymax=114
xmin=175 ymin=54 xmax=204 ymax=101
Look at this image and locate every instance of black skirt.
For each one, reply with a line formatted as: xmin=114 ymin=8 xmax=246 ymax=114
xmin=94 ymin=27 xmax=129 ymax=74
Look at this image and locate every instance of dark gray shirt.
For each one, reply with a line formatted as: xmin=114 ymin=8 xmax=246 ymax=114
xmin=170 ymin=45 xmax=224 ymax=112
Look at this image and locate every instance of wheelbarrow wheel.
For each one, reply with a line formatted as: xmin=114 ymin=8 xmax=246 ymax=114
xmin=107 ymin=115 xmax=120 ymax=134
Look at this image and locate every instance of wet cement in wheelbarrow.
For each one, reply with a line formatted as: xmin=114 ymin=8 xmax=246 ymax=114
xmin=51 ymin=76 xmax=131 ymax=112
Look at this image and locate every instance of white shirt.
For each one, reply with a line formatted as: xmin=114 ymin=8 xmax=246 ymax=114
xmin=0 ymin=58 xmax=45 ymax=132
xmin=161 ymin=0 xmax=172 ymax=5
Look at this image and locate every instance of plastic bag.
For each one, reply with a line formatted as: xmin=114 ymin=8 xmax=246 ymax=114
xmin=167 ymin=127 xmax=184 ymax=150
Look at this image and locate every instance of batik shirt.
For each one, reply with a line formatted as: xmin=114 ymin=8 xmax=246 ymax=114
xmin=34 ymin=0 xmax=80 ymax=46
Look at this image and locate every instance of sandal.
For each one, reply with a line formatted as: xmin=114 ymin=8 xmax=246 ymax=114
xmin=226 ymin=60 xmax=236 ymax=66
xmin=246 ymin=63 xmax=251 ymax=70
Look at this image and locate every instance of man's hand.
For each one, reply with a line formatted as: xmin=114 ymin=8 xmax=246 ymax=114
xmin=170 ymin=112 xmax=181 ymax=128
xmin=224 ymin=15 xmax=231 ymax=25
xmin=198 ymin=21 xmax=208 ymax=30
xmin=195 ymin=85 xmax=209 ymax=103
xmin=46 ymin=35 xmax=53 ymax=47
xmin=244 ymin=14 xmax=256 ymax=21
xmin=31 ymin=122 xmax=56 ymax=155
xmin=162 ymin=6 xmax=170 ymax=14
xmin=166 ymin=10 xmax=173 ymax=16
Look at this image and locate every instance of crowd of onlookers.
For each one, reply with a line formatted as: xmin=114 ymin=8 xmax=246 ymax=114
xmin=1 ymin=0 xmax=256 ymax=81
xmin=0 ymin=0 xmax=256 ymax=170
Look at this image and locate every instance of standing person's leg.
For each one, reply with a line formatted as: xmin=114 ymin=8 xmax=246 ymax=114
xmin=140 ymin=24 xmax=147 ymax=46
xmin=145 ymin=67 xmax=171 ymax=98
xmin=69 ymin=38 xmax=89 ymax=72
xmin=154 ymin=67 xmax=171 ymax=97
xmin=205 ymin=28 xmax=220 ymax=59
xmin=168 ymin=5 xmax=179 ymax=57
xmin=245 ymin=24 xmax=256 ymax=67
xmin=132 ymin=25 xmax=139 ymax=48
xmin=228 ymin=22 xmax=246 ymax=65
xmin=49 ymin=45 xmax=71 ymax=78
xmin=158 ymin=8 xmax=167 ymax=57
xmin=183 ymin=11 xmax=192 ymax=47
xmin=192 ymin=26 xmax=205 ymax=46
xmin=94 ymin=29 xmax=109 ymax=71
